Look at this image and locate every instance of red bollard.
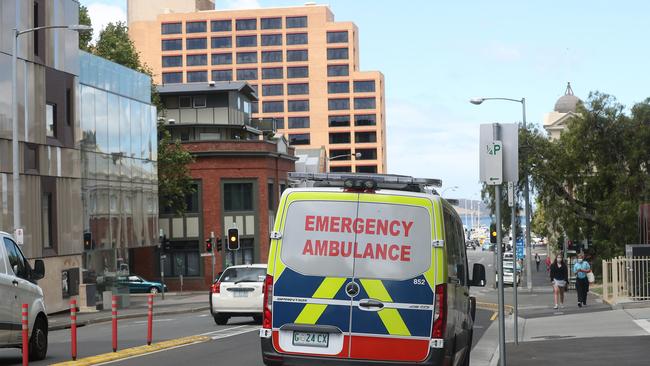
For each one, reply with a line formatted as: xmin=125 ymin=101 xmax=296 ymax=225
xmin=22 ymin=304 xmax=28 ymax=366
xmin=147 ymin=294 xmax=153 ymax=345
xmin=112 ymin=295 xmax=118 ymax=352
xmin=70 ymin=299 xmax=77 ymax=360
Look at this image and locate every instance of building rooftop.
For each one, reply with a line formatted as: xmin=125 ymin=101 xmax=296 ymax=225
xmin=157 ymin=81 xmax=258 ymax=101
xmin=554 ymin=82 xmax=581 ymax=113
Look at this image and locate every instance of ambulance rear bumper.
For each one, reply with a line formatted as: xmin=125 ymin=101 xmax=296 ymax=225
xmin=261 ymin=337 xmax=447 ymax=366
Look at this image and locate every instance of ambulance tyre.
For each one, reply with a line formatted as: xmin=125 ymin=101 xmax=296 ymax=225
xmin=213 ymin=313 xmax=229 ymax=325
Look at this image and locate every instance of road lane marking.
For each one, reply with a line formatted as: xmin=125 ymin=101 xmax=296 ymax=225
xmin=490 ymin=312 xmax=498 ymax=321
xmin=633 ymin=319 xmax=650 ymax=334
xmin=198 ymin=324 xmax=252 ymax=336
xmin=210 ymin=325 xmax=258 ymax=340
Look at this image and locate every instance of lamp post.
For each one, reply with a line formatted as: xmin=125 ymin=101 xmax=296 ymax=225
xmin=440 ymin=185 xmax=458 ymax=197
xmin=11 ymin=24 xmax=91 ymax=235
xmin=327 ymin=152 xmax=362 ymax=172
xmin=470 ymin=96 xmax=533 ymax=292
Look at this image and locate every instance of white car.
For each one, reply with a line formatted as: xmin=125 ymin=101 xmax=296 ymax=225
xmin=0 ymin=231 xmax=48 ymax=360
xmin=495 ymin=266 xmax=520 ymax=286
xmin=209 ymin=264 xmax=267 ymax=325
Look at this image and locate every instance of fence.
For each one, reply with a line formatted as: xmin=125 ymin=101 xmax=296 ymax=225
xmin=602 ymin=256 xmax=650 ymax=304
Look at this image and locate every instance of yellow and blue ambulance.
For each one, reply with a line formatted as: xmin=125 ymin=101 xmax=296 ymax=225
xmin=260 ymin=173 xmax=486 ymax=366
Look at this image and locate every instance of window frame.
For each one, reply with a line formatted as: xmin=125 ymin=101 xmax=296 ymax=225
xmin=261 ymin=34 xmax=283 ymax=46
xmin=46 ymin=102 xmax=56 ymax=137
xmin=287 ymin=66 xmax=309 ymax=79
xmin=212 ymin=69 xmax=233 ymax=81
xmin=162 ymin=55 xmax=183 ymax=68
xmin=286 ymin=33 xmax=308 ymax=45
xmin=186 ymin=37 xmax=207 ymax=50
xmin=236 ymin=35 xmax=257 ymax=48
xmin=162 ymin=72 xmax=183 ymax=84
xmin=212 ymin=53 xmax=233 ymax=65
xmin=261 ymin=50 xmax=283 ymax=63
xmin=162 ymin=38 xmax=183 ymax=51
xmin=261 ymin=17 xmax=282 ymax=30
xmin=262 ymin=67 xmax=283 ymax=80
xmin=287 ymin=83 xmax=309 ymax=95
xmin=211 ymin=20 xmax=232 ymax=32
xmin=186 ymin=53 xmax=208 ymax=66
xmin=327 ymin=31 xmax=349 ymax=43
xmin=287 ymin=49 xmax=308 ymax=62
xmin=185 ymin=21 xmax=207 ymax=33
xmin=288 ymin=133 xmax=311 ymax=145
xmin=236 ymin=19 xmax=257 ymax=31
xmin=286 ymin=16 xmax=308 ymax=28
xmin=327 ymin=47 xmax=349 ymax=60
xmin=161 ymin=22 xmax=182 ymax=35
xmin=186 ymin=70 xmax=208 ymax=83
xmin=211 ymin=36 xmax=232 ymax=49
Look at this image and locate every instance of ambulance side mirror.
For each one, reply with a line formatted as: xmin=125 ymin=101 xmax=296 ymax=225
xmin=470 ymin=263 xmax=486 ymax=287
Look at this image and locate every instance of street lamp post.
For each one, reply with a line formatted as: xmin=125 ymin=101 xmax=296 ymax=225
xmin=327 ymin=152 xmax=362 ymax=172
xmin=11 ymin=24 xmax=91 ymax=234
xmin=440 ymin=185 xmax=458 ymax=196
xmin=470 ymin=96 xmax=533 ymax=292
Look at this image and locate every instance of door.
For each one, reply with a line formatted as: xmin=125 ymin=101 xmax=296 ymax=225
xmin=3 ymin=238 xmax=35 ymax=344
xmin=0 ymin=241 xmax=18 ymax=344
xmin=129 ymin=276 xmax=146 ymax=292
xmin=348 ymin=194 xmax=436 ymax=362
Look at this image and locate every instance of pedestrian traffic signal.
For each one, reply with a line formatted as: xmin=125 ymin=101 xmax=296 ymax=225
xmin=216 ymin=236 xmax=223 ymax=252
xmin=205 ymin=238 xmax=213 ymax=253
xmin=161 ymin=236 xmax=172 ymax=253
xmin=490 ymin=223 xmax=497 ymax=244
xmin=227 ymin=228 xmax=240 ymax=251
xmin=83 ymin=232 xmax=93 ymax=251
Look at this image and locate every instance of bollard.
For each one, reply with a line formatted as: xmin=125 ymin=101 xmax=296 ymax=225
xmin=22 ymin=304 xmax=28 ymax=366
xmin=70 ymin=299 xmax=77 ymax=360
xmin=112 ymin=295 xmax=118 ymax=352
xmin=147 ymin=294 xmax=153 ymax=345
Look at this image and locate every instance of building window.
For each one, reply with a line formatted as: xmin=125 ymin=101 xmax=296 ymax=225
xmin=261 ymin=34 xmax=283 ymax=46
xmin=261 ymin=51 xmax=282 ymax=63
xmin=288 ymin=133 xmax=310 ymax=145
xmin=212 ymin=36 xmax=232 ymax=49
xmin=288 ymin=117 xmax=310 ymax=129
xmin=357 ymin=165 xmax=377 ymax=173
xmin=24 ymin=144 xmax=39 ymax=172
xmin=237 ymin=68 xmax=258 ymax=80
xmin=66 ymin=88 xmax=72 ymax=126
xmin=328 ymin=98 xmax=349 ymax=111
xmin=328 ymin=81 xmax=350 ymax=94
xmin=287 ymin=66 xmax=308 ymax=78
xmin=329 ymin=115 xmax=350 ymax=127
xmin=274 ymin=117 xmax=285 ymax=129
xmin=356 ymin=148 xmax=377 ymax=160
xmin=212 ymin=69 xmax=233 ymax=81
xmin=33 ymin=1 xmax=39 ymax=56
xmin=164 ymin=250 xmax=201 ymax=277
xmin=261 ymin=17 xmax=282 ymax=29
xmin=354 ymin=97 xmax=376 ymax=109
xmin=186 ymin=54 xmax=207 ymax=66
xmin=161 ymin=22 xmax=182 ymax=34
xmin=212 ymin=53 xmax=232 ymax=65
xmin=328 ymin=65 xmax=349 ymax=77
xmin=262 ymin=84 xmax=283 ymax=96
xmin=268 ymin=182 xmax=275 ymax=210
xmin=330 ymin=166 xmax=351 ymax=173
xmin=354 ymin=80 xmax=376 ymax=93
xmin=286 ymin=33 xmax=308 ymax=45
xmin=286 ymin=16 xmax=308 ymax=28
xmin=184 ymin=182 xmax=200 ymax=213
xmin=327 ymin=48 xmax=349 ymax=60
xmin=193 ymin=95 xmax=207 ymax=108
xmin=186 ymin=21 xmax=206 ymax=33
xmin=287 ymin=50 xmax=308 ymax=62
xmin=236 ymin=19 xmax=257 ymax=31
xmin=163 ymin=72 xmax=183 ymax=84
xmin=262 ymin=67 xmax=283 ymax=79
xmin=179 ymin=96 xmax=192 ymax=108
xmin=186 ymin=38 xmax=207 ymax=50
xmin=355 ymin=114 xmax=376 ymax=126
xmin=355 ymin=131 xmax=377 ymax=143
xmin=327 ymin=31 xmax=349 ymax=43
xmin=330 ymin=149 xmax=351 ymax=160
xmin=288 ymin=100 xmax=309 ymax=112
xmin=187 ymin=71 xmax=208 ymax=83
xmin=162 ymin=39 xmax=182 ymax=51
xmin=287 ymin=83 xmax=309 ymax=95
xmin=236 ymin=51 xmax=257 ymax=64
xmin=329 ymin=132 xmax=351 ymax=144
xmin=236 ymin=35 xmax=257 ymax=47
xmin=211 ymin=20 xmax=231 ymax=32
xmin=224 ymin=182 xmax=253 ymax=211
xmin=263 ymin=101 xmax=284 ymax=113
xmin=46 ymin=103 xmax=56 ymax=137
xmin=162 ymin=55 xmax=183 ymax=67
xmin=42 ymin=192 xmax=52 ymax=249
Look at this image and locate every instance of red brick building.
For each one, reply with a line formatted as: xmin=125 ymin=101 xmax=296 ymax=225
xmin=133 ymin=82 xmax=296 ymax=291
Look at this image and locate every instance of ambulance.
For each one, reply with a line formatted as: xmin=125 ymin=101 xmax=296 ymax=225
xmin=260 ymin=173 xmax=486 ymax=366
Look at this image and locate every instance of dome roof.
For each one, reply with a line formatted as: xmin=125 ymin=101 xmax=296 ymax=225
xmin=554 ymin=82 xmax=580 ymax=113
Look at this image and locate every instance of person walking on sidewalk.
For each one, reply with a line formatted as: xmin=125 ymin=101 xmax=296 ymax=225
xmin=573 ymin=253 xmax=592 ymax=307
xmin=535 ymin=253 xmax=541 ymax=272
xmin=545 ymin=255 xmax=552 ymax=272
xmin=550 ymin=253 xmax=568 ymax=309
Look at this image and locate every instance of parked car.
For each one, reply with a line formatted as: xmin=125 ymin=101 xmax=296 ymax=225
xmin=495 ymin=266 xmax=520 ymax=286
xmin=118 ymin=275 xmax=167 ymax=294
xmin=0 ymin=231 xmax=48 ymax=361
xmin=210 ymin=264 xmax=267 ymax=325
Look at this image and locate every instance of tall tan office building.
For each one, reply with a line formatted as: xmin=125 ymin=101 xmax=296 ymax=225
xmin=128 ymin=0 xmax=386 ymax=173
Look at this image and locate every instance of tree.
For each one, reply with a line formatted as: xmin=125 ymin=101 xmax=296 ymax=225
xmin=157 ymin=122 xmax=195 ymax=214
xmin=78 ymin=5 xmax=93 ymax=52
xmin=94 ymin=22 xmax=143 ymax=71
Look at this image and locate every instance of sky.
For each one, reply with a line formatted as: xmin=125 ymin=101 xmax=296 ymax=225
xmin=79 ymin=0 xmax=650 ymax=200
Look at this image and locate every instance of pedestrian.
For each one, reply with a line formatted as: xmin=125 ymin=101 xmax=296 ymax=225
xmin=573 ymin=253 xmax=592 ymax=307
xmin=545 ymin=256 xmax=551 ymax=272
xmin=549 ymin=253 xmax=568 ymax=309
xmin=535 ymin=253 xmax=541 ymax=272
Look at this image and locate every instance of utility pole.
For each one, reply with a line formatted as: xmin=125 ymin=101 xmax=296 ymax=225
xmin=210 ymin=231 xmax=216 ymax=282
xmin=509 ymin=182 xmax=519 ymax=345
xmin=493 ymin=123 xmax=506 ymax=366
xmin=159 ymin=229 xmax=166 ymax=300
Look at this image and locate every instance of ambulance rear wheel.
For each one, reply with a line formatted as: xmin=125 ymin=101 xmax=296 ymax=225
xmin=213 ymin=313 xmax=229 ymax=325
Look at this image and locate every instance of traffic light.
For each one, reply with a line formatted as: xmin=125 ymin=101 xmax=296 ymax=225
xmin=227 ymin=228 xmax=240 ymax=251
xmin=162 ymin=236 xmax=172 ymax=253
xmin=216 ymin=236 xmax=223 ymax=252
xmin=490 ymin=223 xmax=497 ymax=244
xmin=205 ymin=237 xmax=213 ymax=253
xmin=83 ymin=232 xmax=93 ymax=251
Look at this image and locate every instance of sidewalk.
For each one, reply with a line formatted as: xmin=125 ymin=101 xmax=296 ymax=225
xmin=49 ymin=292 xmax=209 ymax=331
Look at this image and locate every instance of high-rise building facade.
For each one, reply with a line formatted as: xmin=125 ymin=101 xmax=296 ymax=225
xmin=128 ymin=1 xmax=386 ymax=173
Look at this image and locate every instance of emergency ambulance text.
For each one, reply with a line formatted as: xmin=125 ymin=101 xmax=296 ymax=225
xmin=302 ymin=240 xmax=412 ymax=262
xmin=304 ymin=215 xmax=414 ymax=237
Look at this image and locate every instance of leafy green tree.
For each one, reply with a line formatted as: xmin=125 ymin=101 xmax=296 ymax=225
xmin=94 ymin=22 xmax=143 ymax=71
xmin=157 ymin=122 xmax=195 ymax=215
xmin=78 ymin=5 xmax=93 ymax=51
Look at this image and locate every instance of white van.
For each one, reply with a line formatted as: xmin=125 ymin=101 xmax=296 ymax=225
xmin=0 ymin=231 xmax=48 ymax=360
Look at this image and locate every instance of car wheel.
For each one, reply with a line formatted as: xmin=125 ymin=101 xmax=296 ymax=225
xmin=149 ymin=287 xmax=160 ymax=294
xmin=253 ymin=315 xmax=263 ymax=324
xmin=214 ymin=313 xmax=229 ymax=325
xmin=28 ymin=315 xmax=48 ymax=361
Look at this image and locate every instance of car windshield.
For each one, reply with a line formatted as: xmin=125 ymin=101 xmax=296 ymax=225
xmin=219 ymin=267 xmax=266 ymax=283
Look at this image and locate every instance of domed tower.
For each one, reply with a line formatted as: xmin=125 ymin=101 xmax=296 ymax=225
xmin=544 ymin=83 xmax=582 ymax=140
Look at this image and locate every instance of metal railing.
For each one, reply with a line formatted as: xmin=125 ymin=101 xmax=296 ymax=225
xmin=602 ymin=256 xmax=650 ymax=304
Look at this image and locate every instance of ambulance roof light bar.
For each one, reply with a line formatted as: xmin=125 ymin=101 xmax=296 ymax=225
xmin=288 ymin=172 xmax=442 ymax=192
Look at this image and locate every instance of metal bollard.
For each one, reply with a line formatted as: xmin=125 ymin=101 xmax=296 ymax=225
xmin=112 ymin=295 xmax=118 ymax=352
xmin=70 ymin=299 xmax=77 ymax=360
xmin=147 ymin=294 xmax=154 ymax=345
xmin=22 ymin=304 xmax=28 ymax=366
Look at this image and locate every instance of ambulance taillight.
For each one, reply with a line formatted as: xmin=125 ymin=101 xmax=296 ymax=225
xmin=262 ymin=274 xmax=273 ymax=329
xmin=432 ymin=283 xmax=447 ymax=338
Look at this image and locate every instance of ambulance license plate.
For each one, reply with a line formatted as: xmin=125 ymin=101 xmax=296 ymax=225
xmin=233 ymin=291 xmax=248 ymax=298
xmin=292 ymin=331 xmax=329 ymax=347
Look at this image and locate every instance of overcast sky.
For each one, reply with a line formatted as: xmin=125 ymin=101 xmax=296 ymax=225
xmin=80 ymin=0 xmax=650 ymax=200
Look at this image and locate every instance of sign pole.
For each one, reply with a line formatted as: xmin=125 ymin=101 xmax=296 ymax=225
xmin=210 ymin=232 xmax=216 ymax=283
xmin=493 ymin=123 xmax=506 ymax=366
xmin=510 ymin=183 xmax=519 ymax=345
xmin=159 ymin=229 xmax=165 ymax=301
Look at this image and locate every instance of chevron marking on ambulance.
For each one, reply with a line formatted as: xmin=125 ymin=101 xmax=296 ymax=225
xmin=360 ymin=279 xmax=411 ymax=336
xmin=294 ymin=277 xmax=347 ymax=324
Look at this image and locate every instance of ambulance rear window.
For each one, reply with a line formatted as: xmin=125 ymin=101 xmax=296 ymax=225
xmin=280 ymin=199 xmax=432 ymax=281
